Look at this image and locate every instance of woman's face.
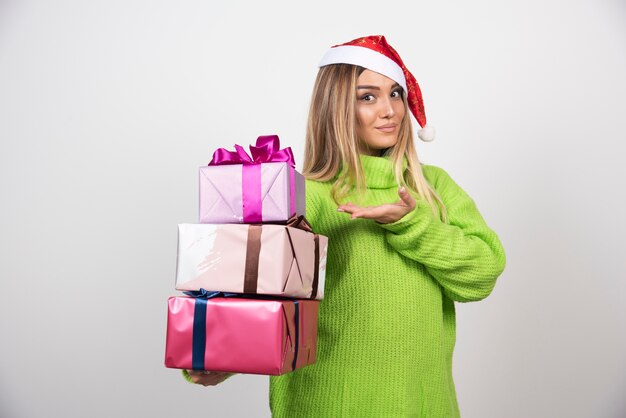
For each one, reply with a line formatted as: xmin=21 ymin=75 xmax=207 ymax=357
xmin=355 ymin=69 xmax=406 ymax=156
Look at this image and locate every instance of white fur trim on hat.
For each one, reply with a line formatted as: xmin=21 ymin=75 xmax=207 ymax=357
xmin=319 ymin=45 xmax=408 ymax=94
xmin=417 ymin=125 xmax=435 ymax=142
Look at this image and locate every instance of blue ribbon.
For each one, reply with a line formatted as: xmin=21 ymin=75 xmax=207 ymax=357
xmin=191 ymin=297 xmax=208 ymax=370
xmin=186 ymin=289 xmax=302 ymax=372
xmin=184 ymin=289 xmax=238 ymax=299
xmin=184 ymin=289 xmax=292 ymax=300
xmin=186 ymin=290 xmax=235 ymax=370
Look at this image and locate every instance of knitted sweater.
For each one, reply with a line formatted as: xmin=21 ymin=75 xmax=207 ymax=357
xmin=269 ymin=155 xmax=506 ymax=417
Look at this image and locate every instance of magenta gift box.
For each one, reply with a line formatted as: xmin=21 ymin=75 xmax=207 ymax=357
xmin=164 ymin=296 xmax=319 ymax=375
xmin=175 ymin=223 xmax=328 ymax=299
xmin=199 ymin=162 xmax=305 ymax=224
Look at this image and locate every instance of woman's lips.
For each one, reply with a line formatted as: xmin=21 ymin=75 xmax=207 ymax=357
xmin=376 ymin=124 xmax=397 ymax=133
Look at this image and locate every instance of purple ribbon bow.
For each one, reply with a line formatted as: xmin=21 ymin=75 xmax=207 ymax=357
xmin=208 ymin=135 xmax=297 ymax=223
xmin=209 ymin=135 xmax=295 ymax=167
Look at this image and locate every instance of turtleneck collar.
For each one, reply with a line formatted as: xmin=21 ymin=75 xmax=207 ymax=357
xmin=360 ymin=154 xmax=407 ymax=189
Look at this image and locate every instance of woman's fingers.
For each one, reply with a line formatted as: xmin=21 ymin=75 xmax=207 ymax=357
xmin=398 ymin=187 xmax=416 ymax=209
xmin=337 ymin=202 xmax=359 ymax=213
xmin=186 ymin=370 xmax=234 ymax=386
xmin=336 ymin=188 xmax=415 ymax=223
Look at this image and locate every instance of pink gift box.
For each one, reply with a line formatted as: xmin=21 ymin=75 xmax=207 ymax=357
xmin=199 ymin=162 xmax=306 ymax=224
xmin=200 ymin=135 xmax=306 ymax=224
xmin=164 ymin=296 xmax=319 ymax=375
xmin=175 ymin=223 xmax=328 ymax=299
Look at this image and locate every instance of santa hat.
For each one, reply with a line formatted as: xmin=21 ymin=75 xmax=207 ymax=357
xmin=319 ymin=35 xmax=435 ymax=142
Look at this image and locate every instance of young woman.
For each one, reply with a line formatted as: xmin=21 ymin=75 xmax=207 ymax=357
xmin=189 ymin=35 xmax=506 ymax=418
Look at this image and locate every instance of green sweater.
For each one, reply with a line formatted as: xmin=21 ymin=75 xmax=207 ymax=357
xmin=269 ymin=155 xmax=506 ymax=417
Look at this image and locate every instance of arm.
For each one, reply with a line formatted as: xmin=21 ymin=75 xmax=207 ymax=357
xmin=380 ymin=166 xmax=506 ymax=302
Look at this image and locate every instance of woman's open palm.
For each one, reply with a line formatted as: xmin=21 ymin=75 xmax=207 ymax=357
xmin=337 ymin=187 xmax=416 ymax=224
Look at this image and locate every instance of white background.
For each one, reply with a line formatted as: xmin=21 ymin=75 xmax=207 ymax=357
xmin=1 ymin=1 xmax=625 ymax=417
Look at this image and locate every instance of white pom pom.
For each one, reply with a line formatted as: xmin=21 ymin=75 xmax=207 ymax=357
xmin=418 ymin=125 xmax=436 ymax=142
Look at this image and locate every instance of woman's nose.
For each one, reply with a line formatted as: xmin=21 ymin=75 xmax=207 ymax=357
xmin=380 ymin=97 xmax=395 ymax=118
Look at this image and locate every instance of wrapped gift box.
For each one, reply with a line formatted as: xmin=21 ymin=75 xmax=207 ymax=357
xmin=164 ymin=296 xmax=319 ymax=375
xmin=199 ymin=135 xmax=306 ymax=224
xmin=175 ymin=223 xmax=328 ymax=299
xmin=199 ymin=162 xmax=305 ymax=224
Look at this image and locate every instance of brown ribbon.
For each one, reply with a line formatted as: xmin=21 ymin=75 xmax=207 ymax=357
xmin=285 ymin=214 xmax=313 ymax=233
xmin=311 ymin=235 xmax=319 ymax=300
xmin=286 ymin=215 xmax=320 ymax=299
xmin=243 ymin=225 xmax=262 ymax=293
xmin=243 ymin=215 xmax=320 ymax=298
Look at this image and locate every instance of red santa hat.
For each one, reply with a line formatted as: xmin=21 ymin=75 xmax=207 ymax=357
xmin=319 ymin=35 xmax=435 ymax=142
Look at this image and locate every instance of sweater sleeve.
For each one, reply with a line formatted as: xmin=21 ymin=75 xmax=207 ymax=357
xmin=379 ymin=165 xmax=506 ymax=302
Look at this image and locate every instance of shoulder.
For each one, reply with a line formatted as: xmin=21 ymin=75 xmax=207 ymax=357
xmin=420 ymin=164 xmax=472 ymax=202
xmin=305 ymin=178 xmax=333 ymax=200
xmin=420 ymin=164 xmax=454 ymax=188
xmin=305 ymin=177 xmax=332 ymax=191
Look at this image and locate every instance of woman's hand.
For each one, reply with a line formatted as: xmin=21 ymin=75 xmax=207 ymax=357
xmin=185 ymin=370 xmax=234 ymax=386
xmin=337 ymin=187 xmax=416 ymax=224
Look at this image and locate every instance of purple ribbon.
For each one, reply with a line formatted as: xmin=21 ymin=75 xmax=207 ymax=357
xmin=209 ymin=135 xmax=297 ymax=223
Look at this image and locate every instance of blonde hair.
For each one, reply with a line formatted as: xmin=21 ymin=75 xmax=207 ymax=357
xmin=302 ymin=64 xmax=448 ymax=223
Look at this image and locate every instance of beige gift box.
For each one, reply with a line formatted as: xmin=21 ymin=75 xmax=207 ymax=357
xmin=175 ymin=222 xmax=328 ymax=299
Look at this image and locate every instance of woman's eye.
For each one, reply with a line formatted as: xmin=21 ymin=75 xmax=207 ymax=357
xmin=360 ymin=94 xmax=375 ymax=102
xmin=391 ymin=90 xmax=402 ymax=98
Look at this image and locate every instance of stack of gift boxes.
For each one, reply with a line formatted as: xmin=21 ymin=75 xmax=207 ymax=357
xmin=165 ymin=135 xmax=328 ymax=376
